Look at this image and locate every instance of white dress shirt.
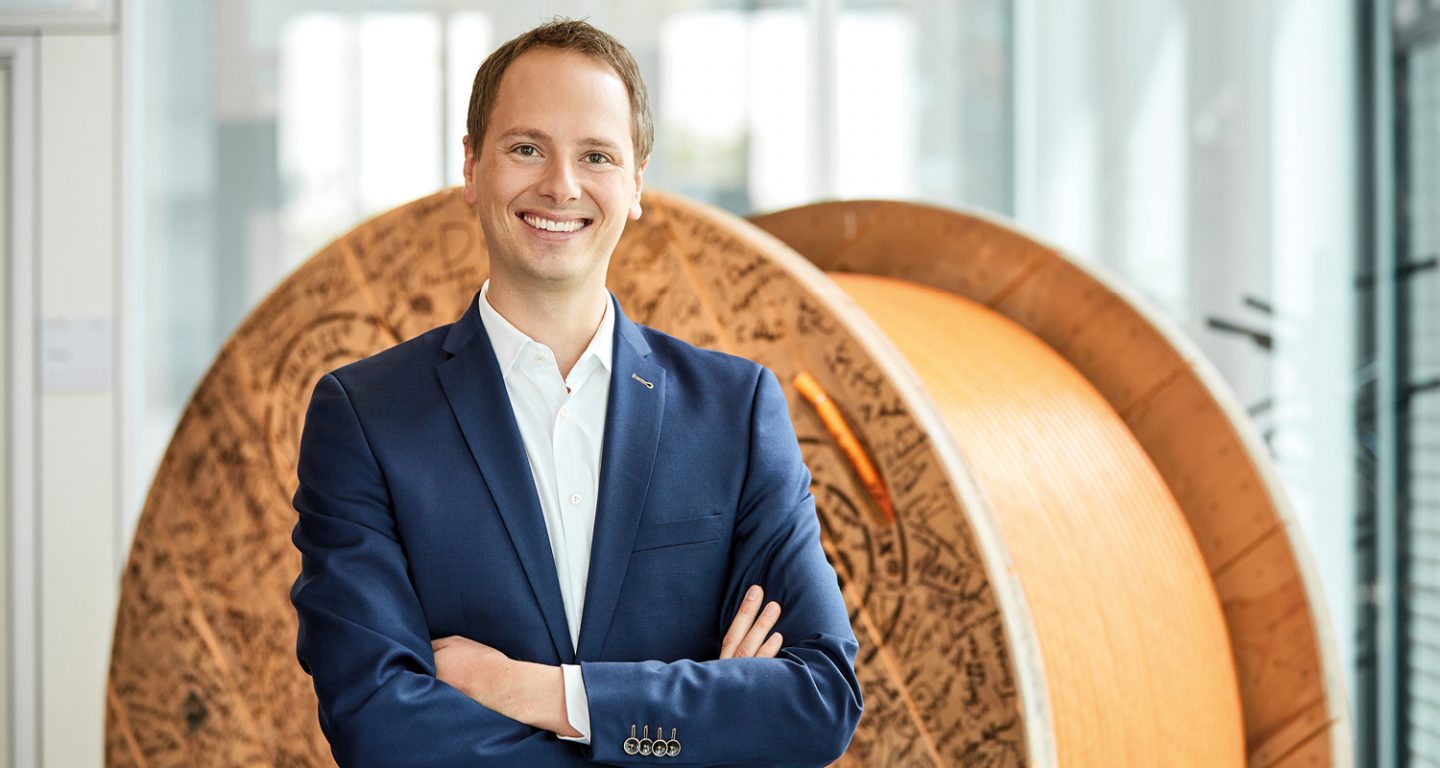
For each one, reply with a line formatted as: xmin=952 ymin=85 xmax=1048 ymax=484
xmin=475 ymin=279 xmax=610 ymax=745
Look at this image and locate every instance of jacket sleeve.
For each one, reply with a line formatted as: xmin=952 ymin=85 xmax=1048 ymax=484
xmin=289 ymin=373 xmax=593 ymax=767
xmin=579 ymin=367 xmax=864 ymax=767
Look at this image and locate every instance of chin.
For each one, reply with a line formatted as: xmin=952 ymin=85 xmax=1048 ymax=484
xmin=514 ymin=259 xmax=601 ymax=287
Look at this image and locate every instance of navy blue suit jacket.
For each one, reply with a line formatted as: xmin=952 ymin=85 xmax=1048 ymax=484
xmin=290 ymin=291 xmax=863 ymax=766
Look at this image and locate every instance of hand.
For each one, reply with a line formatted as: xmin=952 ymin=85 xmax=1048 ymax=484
xmin=431 ymin=635 xmax=510 ymax=704
xmin=431 ymin=636 xmax=579 ymax=737
xmin=719 ymin=584 xmax=783 ymax=659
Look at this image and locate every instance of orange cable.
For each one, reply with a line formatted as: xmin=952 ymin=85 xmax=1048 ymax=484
xmin=793 ymin=371 xmax=895 ymax=524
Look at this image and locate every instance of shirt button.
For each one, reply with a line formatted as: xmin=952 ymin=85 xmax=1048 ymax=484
xmin=569 ymin=494 xmax=581 ymax=505
xmin=559 ymin=407 xmax=569 ymax=420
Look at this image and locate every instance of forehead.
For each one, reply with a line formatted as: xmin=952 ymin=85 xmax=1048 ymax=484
xmin=488 ymin=48 xmax=634 ymax=150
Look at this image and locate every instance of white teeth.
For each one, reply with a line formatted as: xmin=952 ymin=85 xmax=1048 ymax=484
xmin=522 ymin=213 xmax=586 ymax=233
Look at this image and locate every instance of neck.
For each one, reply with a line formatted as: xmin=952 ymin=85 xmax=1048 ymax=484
xmin=485 ymin=275 xmax=609 ymax=379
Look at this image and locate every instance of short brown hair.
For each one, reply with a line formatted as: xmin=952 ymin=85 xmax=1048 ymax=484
xmin=466 ymin=18 xmax=654 ymax=165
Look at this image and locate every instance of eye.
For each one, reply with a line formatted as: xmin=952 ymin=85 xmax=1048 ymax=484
xmin=512 ymin=144 xmax=539 ymax=157
xmin=584 ymin=151 xmax=611 ymax=165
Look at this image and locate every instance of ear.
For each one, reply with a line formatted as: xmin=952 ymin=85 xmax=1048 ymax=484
xmin=462 ymin=135 xmax=478 ymax=205
xmin=629 ymin=156 xmax=649 ymax=220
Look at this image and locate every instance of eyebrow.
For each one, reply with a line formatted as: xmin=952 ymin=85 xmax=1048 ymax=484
xmin=579 ymin=138 xmax=623 ymax=153
xmin=496 ymin=128 xmax=550 ymax=144
xmin=496 ymin=128 xmax=623 ymax=153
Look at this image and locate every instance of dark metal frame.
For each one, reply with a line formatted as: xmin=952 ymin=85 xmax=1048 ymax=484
xmin=1360 ymin=0 xmax=1440 ymax=765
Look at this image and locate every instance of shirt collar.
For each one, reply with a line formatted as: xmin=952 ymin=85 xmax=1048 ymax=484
xmin=476 ymin=279 xmax=614 ymax=380
xmin=579 ymin=291 xmax=616 ymax=375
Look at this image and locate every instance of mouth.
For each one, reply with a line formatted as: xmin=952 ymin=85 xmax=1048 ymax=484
xmin=517 ymin=211 xmax=592 ymax=234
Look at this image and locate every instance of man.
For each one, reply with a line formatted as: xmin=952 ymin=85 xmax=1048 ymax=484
xmin=290 ymin=19 xmax=862 ymax=767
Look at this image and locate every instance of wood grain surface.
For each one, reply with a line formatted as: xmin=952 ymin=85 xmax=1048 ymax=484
xmin=834 ymin=273 xmax=1243 ymax=765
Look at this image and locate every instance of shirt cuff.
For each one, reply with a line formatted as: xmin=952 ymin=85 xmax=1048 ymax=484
xmin=558 ymin=663 xmax=592 ymax=745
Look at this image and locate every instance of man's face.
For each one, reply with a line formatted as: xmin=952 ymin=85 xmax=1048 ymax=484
xmin=463 ymin=48 xmax=646 ymax=292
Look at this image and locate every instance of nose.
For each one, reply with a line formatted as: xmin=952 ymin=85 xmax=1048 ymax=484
xmin=536 ymin=157 xmax=581 ymax=204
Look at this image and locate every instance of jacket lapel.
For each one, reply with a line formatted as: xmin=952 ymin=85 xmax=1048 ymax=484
xmin=576 ymin=299 xmax=665 ymax=661
xmin=437 ymin=293 xmax=574 ymax=665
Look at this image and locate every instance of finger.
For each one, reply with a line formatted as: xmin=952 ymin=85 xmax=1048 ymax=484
xmin=719 ymin=585 xmax=764 ymax=659
xmin=756 ymin=631 xmax=783 ymax=659
xmin=737 ymin=600 xmax=781 ymax=658
xmin=719 ymin=585 xmax=763 ymax=659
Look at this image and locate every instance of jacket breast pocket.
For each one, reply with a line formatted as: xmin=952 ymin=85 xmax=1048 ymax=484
xmin=631 ymin=514 xmax=724 ymax=552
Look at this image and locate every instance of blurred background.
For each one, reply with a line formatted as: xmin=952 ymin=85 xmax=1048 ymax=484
xmin=0 ymin=0 xmax=1428 ymax=764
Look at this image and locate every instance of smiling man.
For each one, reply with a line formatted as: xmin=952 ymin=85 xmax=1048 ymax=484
xmin=289 ymin=19 xmax=862 ymax=767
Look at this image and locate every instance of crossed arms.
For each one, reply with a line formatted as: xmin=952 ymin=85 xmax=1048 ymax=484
xmin=290 ymin=367 xmax=863 ymax=767
xmin=427 ymin=581 xmax=790 ymax=738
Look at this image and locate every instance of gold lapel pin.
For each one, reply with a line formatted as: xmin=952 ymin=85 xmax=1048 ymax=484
xmin=630 ymin=372 xmax=654 ymax=389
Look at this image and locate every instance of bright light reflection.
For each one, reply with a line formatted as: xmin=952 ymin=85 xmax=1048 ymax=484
xmin=661 ymin=11 xmax=747 ymax=143
xmin=358 ymin=13 xmax=443 ymax=214
xmin=446 ymin=13 xmax=493 ymax=186
xmin=278 ymin=13 xmax=354 ymax=269
xmin=1123 ymin=10 xmax=1186 ymax=317
xmin=747 ymin=9 xmax=812 ymax=212
xmin=836 ymin=11 xmax=915 ymax=199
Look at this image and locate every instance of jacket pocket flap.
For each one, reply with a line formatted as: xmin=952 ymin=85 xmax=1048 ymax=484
xmin=632 ymin=515 xmax=724 ymax=552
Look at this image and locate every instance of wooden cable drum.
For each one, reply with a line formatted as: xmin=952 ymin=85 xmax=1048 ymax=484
xmin=752 ymin=200 xmax=1353 ymax=767
xmin=105 ymin=189 xmax=1347 ymax=767
xmin=830 ymin=273 xmax=1244 ymax=765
